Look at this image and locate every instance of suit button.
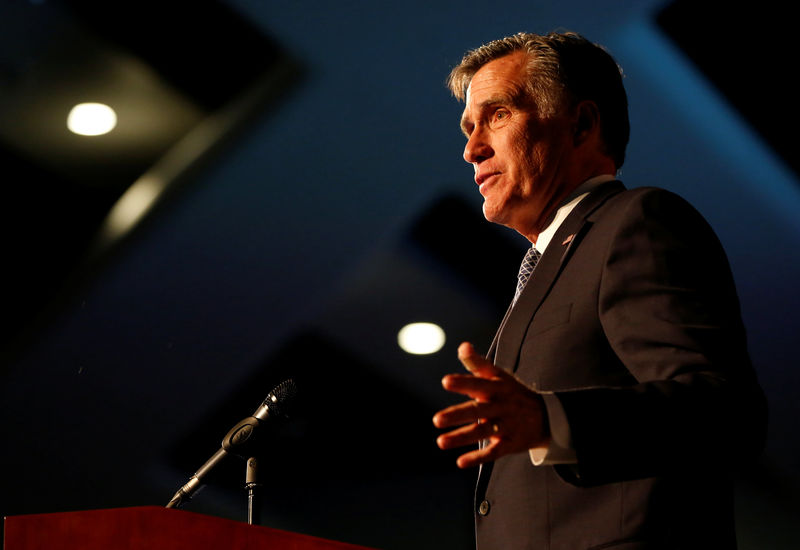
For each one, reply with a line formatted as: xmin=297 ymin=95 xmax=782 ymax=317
xmin=478 ymin=499 xmax=490 ymax=516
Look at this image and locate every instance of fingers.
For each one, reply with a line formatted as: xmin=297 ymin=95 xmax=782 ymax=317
xmin=454 ymin=443 xmax=502 ymax=469
xmin=435 ymin=420 xmax=494 ymax=450
xmin=433 ymin=399 xmax=503 ymax=429
xmin=440 ymin=373 xmax=507 ymax=401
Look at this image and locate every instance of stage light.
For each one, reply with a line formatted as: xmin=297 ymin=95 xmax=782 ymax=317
xmin=397 ymin=322 xmax=446 ymax=355
xmin=67 ymin=102 xmax=117 ymax=136
xmin=103 ymin=176 xmax=162 ymax=238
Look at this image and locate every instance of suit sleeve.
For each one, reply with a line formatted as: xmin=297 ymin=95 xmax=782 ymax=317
xmin=553 ymin=189 xmax=767 ymax=486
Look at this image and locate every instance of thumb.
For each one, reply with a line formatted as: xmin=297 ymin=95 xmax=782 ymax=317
xmin=457 ymin=342 xmax=497 ymax=377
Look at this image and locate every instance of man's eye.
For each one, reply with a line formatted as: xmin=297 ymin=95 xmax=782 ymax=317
xmin=492 ymin=110 xmax=509 ymax=124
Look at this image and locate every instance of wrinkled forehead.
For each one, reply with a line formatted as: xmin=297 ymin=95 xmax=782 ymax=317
xmin=465 ymin=51 xmax=530 ymax=102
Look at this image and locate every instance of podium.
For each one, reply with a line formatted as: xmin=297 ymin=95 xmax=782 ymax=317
xmin=3 ymin=506 xmax=377 ymax=550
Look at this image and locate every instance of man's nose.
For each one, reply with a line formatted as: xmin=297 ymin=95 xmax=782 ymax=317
xmin=463 ymin=129 xmax=493 ymax=164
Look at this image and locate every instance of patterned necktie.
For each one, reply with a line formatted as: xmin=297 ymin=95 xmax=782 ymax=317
xmin=514 ymin=246 xmax=542 ymax=304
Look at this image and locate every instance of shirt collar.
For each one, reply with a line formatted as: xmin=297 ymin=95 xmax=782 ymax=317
xmin=535 ymin=175 xmax=615 ymax=253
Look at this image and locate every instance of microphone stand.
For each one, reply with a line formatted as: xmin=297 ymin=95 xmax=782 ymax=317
xmin=245 ymin=456 xmax=261 ymax=525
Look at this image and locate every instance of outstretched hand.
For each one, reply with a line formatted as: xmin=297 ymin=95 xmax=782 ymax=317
xmin=433 ymin=342 xmax=549 ymax=468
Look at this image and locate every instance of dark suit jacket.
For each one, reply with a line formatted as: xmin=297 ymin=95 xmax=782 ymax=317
xmin=475 ymin=182 xmax=767 ymax=549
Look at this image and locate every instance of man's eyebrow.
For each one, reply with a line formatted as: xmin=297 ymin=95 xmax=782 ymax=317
xmin=480 ymin=95 xmax=513 ymax=108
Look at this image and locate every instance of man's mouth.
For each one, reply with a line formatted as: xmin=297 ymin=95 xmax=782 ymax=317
xmin=475 ymin=171 xmax=500 ymax=186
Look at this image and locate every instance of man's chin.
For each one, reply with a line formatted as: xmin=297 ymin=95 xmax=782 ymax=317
xmin=481 ymin=204 xmax=510 ymax=227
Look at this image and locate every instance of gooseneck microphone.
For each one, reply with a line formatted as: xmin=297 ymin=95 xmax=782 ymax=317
xmin=166 ymin=379 xmax=297 ymax=509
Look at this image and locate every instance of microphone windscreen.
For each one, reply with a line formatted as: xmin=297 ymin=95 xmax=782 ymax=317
xmin=265 ymin=379 xmax=297 ymax=416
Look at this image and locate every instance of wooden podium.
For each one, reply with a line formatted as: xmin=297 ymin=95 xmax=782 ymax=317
xmin=3 ymin=506 xmax=377 ymax=550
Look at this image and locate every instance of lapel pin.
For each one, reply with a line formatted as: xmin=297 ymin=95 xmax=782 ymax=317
xmin=562 ymin=234 xmax=575 ymax=246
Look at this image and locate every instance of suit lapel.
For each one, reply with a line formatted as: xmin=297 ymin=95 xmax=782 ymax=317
xmin=486 ymin=300 xmax=514 ymax=362
xmin=493 ymin=181 xmax=625 ymax=373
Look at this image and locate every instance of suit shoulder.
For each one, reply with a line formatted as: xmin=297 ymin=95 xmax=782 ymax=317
xmin=608 ymin=185 xmax=693 ymax=208
xmin=597 ymin=185 xmax=707 ymax=225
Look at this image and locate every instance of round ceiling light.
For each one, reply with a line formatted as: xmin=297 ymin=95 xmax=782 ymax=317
xmin=67 ymin=102 xmax=117 ymax=136
xmin=397 ymin=322 xmax=446 ymax=355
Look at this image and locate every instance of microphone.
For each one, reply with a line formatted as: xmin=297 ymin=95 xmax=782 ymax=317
xmin=250 ymin=379 xmax=297 ymax=423
xmin=166 ymin=379 xmax=297 ymax=509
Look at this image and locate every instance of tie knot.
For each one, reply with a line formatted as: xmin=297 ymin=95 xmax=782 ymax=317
xmin=514 ymin=247 xmax=541 ymax=303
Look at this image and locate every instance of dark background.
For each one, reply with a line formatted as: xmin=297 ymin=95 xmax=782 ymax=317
xmin=1 ymin=1 xmax=798 ymax=548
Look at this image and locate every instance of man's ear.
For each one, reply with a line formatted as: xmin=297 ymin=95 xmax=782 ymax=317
xmin=572 ymin=100 xmax=601 ymax=146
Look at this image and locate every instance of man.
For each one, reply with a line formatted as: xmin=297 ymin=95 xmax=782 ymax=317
xmin=432 ymin=32 xmax=766 ymax=549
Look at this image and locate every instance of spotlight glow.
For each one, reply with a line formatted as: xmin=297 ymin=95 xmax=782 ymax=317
xmin=397 ymin=322 xmax=446 ymax=355
xmin=67 ymin=102 xmax=117 ymax=136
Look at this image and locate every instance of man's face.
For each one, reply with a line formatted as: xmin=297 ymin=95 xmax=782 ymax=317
xmin=460 ymin=51 xmax=576 ymax=239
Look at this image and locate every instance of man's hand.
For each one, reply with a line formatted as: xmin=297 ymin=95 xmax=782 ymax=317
xmin=433 ymin=342 xmax=549 ymax=468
